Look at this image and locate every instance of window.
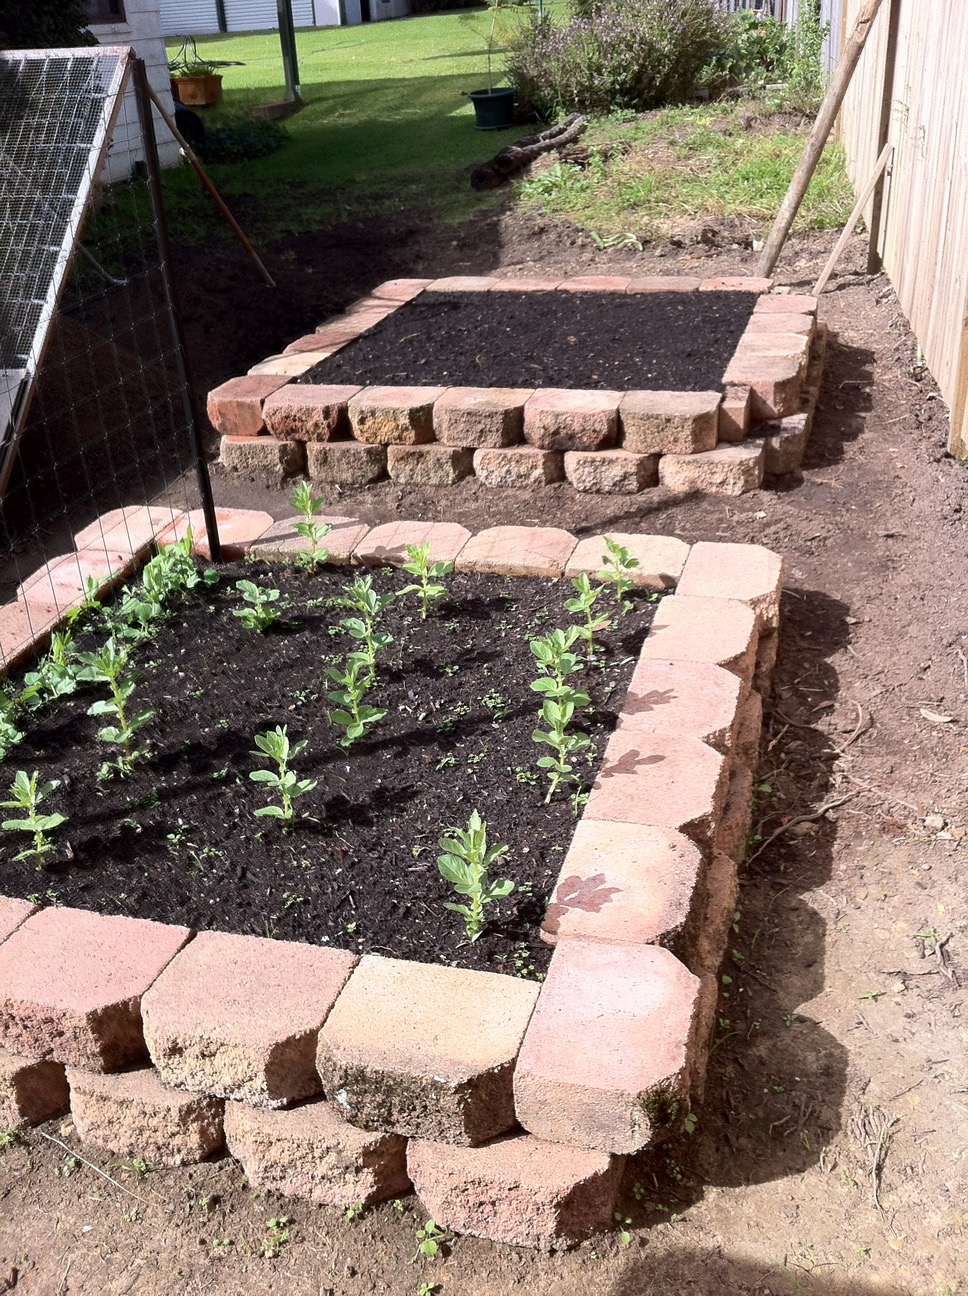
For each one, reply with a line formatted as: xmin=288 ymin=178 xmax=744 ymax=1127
xmin=85 ymin=0 xmax=127 ymax=23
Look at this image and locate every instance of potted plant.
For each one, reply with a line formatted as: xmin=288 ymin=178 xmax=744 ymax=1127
xmin=464 ymin=0 xmax=532 ymax=130
xmin=169 ymin=60 xmax=223 ymax=108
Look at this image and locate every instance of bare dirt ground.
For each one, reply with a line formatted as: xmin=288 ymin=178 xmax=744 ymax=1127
xmin=2 ymin=192 xmax=967 ymax=1296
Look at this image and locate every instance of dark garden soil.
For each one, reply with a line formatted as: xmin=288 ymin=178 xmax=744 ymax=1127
xmin=1 ymin=564 xmax=657 ymax=976
xmin=296 ymin=289 xmax=755 ymax=392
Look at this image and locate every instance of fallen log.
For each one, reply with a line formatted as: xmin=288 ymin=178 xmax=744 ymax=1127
xmin=470 ymin=113 xmax=588 ymax=191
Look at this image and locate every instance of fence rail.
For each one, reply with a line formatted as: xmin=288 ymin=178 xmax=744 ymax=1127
xmin=838 ymin=0 xmax=968 ymax=457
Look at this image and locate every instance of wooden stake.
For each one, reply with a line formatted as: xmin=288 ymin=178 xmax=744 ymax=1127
xmin=145 ymin=83 xmax=276 ymax=289
xmin=812 ymin=141 xmax=893 ymax=296
xmin=756 ymin=0 xmax=888 ymax=279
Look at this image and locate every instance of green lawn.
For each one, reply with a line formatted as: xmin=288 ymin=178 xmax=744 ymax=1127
xmin=164 ymin=14 xmax=528 ymax=235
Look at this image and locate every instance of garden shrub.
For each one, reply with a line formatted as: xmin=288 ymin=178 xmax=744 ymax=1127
xmin=506 ymin=0 xmax=729 ymax=119
xmin=196 ymin=118 xmax=288 ymax=165
xmin=0 ymin=0 xmax=96 ymax=49
xmin=701 ymin=9 xmax=790 ymax=96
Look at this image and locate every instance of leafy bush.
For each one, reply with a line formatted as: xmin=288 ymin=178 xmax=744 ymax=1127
xmin=784 ymin=0 xmax=827 ymax=112
xmin=0 ymin=0 xmax=96 ymax=49
xmin=196 ymin=118 xmax=288 ymax=165
xmin=702 ymin=9 xmax=790 ymax=95
xmin=506 ymin=0 xmax=728 ymax=119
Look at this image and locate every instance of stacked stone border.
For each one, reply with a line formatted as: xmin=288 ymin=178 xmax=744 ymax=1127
xmin=210 ymin=275 xmax=826 ymax=498
xmin=0 ymin=506 xmax=782 ymax=1250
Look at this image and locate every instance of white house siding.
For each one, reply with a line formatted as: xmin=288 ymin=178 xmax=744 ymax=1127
xmin=159 ymin=0 xmax=409 ymax=34
xmin=90 ymin=0 xmax=183 ymax=180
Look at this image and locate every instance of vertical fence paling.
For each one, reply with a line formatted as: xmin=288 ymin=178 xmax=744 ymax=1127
xmin=0 ymin=48 xmax=221 ymax=605
xmin=838 ymin=0 xmax=968 ymax=457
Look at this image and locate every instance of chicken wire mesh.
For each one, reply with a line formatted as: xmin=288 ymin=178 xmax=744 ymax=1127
xmin=0 ymin=48 xmax=216 ymax=634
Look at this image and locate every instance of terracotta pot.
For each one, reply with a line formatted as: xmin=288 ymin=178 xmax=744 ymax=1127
xmin=170 ymin=74 xmax=223 ymax=107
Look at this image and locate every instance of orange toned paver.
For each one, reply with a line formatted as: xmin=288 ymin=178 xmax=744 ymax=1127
xmin=564 ymin=532 xmax=690 ymax=589
xmin=455 ymin=525 xmax=576 ymax=578
xmin=206 ymin=374 xmax=289 ymax=436
xmin=619 ymin=657 xmax=746 ymax=753
xmin=354 ymin=520 xmax=470 ymax=567
xmin=676 ymin=540 xmax=784 ymax=629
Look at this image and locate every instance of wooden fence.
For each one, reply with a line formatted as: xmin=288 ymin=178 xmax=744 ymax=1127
xmin=838 ymin=0 xmax=968 ymax=457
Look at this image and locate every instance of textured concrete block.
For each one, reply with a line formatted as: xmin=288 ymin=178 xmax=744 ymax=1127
xmin=699 ymin=276 xmax=773 ymax=292
xmin=584 ymin=729 xmax=729 ymax=850
xmin=427 ymin=276 xmax=496 ymax=291
xmin=626 ymin=276 xmax=701 ymax=293
xmin=0 ymin=1050 xmax=68 ymax=1127
xmin=142 ymin=932 xmax=356 ymax=1109
xmin=354 ymin=520 xmax=470 ymax=568
xmin=677 ymin=541 xmax=784 ymax=630
xmin=159 ymin=508 xmax=274 ymax=561
xmin=640 ymin=594 xmax=759 ymax=685
xmin=0 ymin=907 xmax=190 ymax=1071
xmin=348 ymin=386 xmax=444 ymax=445
xmin=370 ymin=278 xmax=433 ymax=301
xmin=74 ymin=506 xmax=182 ymax=561
xmin=659 ymin=442 xmax=764 ymax=496
xmin=455 ymin=526 xmax=576 ymax=578
xmin=206 ymin=374 xmax=289 ymax=436
xmin=249 ymin=353 xmax=330 ymax=377
xmin=744 ymin=312 xmax=815 ymax=337
xmin=474 ymin=446 xmax=564 ymax=488
xmin=387 ymin=444 xmax=474 ymax=486
xmin=718 ymin=385 xmax=751 ymax=444
xmin=307 ymin=440 xmax=387 ymax=486
xmin=0 ymin=601 xmax=62 ymax=672
xmin=564 ymin=533 xmax=689 ymax=590
xmin=715 ymin=761 xmax=754 ymax=864
xmin=754 ymin=628 xmax=779 ymax=697
xmin=248 ymin=514 xmax=370 ymax=565
xmin=68 ymin=1066 xmax=224 ymax=1166
xmin=263 ymin=384 xmax=361 ymax=441
xmin=487 ymin=278 xmax=562 ymax=292
xmin=434 ymin=387 xmax=531 ymax=448
xmin=287 ymin=328 xmax=358 ymax=353
xmin=721 ymin=354 xmax=802 ymax=419
xmin=523 ymin=390 xmax=620 ymax=452
xmin=225 ymin=1099 xmax=411 ymax=1207
xmin=408 ymin=1134 xmax=623 ymax=1250
xmin=220 ymin=435 xmax=305 ymax=477
xmin=0 ymin=898 xmax=37 ymax=945
xmin=18 ymin=549 xmax=135 ymax=610
xmin=754 ymin=293 xmax=818 ymax=315
xmin=564 ymin=448 xmax=657 ymax=493
xmin=620 ymin=391 xmax=720 ymax=455
xmin=541 ymin=821 xmax=703 ymax=952
xmin=619 ymin=658 xmax=745 ymax=754
xmin=515 ymin=940 xmax=701 ymax=1153
xmin=558 ymin=276 xmax=630 ymax=292
xmin=760 ymin=411 xmax=811 ymax=474
xmin=318 ymin=956 xmax=539 ymax=1146
xmin=734 ymin=688 xmax=763 ymax=771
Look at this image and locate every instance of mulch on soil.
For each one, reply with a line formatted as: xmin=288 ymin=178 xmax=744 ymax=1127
xmin=1 ymin=562 xmax=660 ymax=977
xmin=297 ymin=290 xmax=755 ymax=392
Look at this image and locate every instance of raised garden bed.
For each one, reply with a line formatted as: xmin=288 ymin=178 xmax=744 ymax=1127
xmin=0 ymin=508 xmax=783 ymax=1250
xmin=209 ymin=275 xmax=827 ymax=498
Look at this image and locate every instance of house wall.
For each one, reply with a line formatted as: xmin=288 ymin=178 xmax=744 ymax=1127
xmin=90 ymin=0 xmax=183 ymax=181
xmin=839 ymin=0 xmax=968 ymax=457
xmin=159 ymin=0 xmax=410 ymax=35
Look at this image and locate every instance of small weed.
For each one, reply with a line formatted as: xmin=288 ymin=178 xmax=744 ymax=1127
xmin=412 ymin=1219 xmax=452 ymax=1261
xmin=54 ymin=1155 xmax=80 ymax=1178
xmin=344 ymin=1202 xmax=365 ymax=1222
xmin=614 ymin=1212 xmax=633 ymax=1245
xmin=259 ymin=1215 xmax=291 ymax=1259
xmin=683 ymin=1113 xmax=698 ymax=1135
xmin=0 ymin=1128 xmax=23 ymax=1150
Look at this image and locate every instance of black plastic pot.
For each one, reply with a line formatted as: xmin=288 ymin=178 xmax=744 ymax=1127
xmin=468 ymin=87 xmax=516 ymax=130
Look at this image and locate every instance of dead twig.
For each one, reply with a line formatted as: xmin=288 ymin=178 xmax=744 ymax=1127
xmin=849 ymin=1104 xmax=898 ymax=1211
xmin=745 ymin=793 xmax=858 ymax=866
xmin=833 ymin=701 xmax=871 ymax=754
xmin=839 ymin=771 xmax=921 ymax=815
xmin=39 ymin=1132 xmax=166 ymax=1208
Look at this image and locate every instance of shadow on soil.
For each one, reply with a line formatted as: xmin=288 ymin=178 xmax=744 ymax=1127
xmin=608 ymin=1249 xmax=908 ymax=1295
xmin=613 ymin=586 xmax=853 ymax=1251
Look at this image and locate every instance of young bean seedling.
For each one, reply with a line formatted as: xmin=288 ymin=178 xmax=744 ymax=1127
xmin=290 ymin=481 xmax=332 ymax=572
xmin=326 ymin=652 xmax=387 ymax=747
xmin=1 ymin=771 xmax=68 ymax=869
xmin=77 ymin=638 xmax=155 ymax=777
xmin=564 ymin=572 xmax=612 ymax=655
xmin=597 ymin=536 xmax=640 ymax=612
xmin=529 ymin=628 xmax=591 ymax=808
xmin=249 ymin=726 xmax=317 ymax=827
xmin=233 ymin=580 xmax=282 ymax=632
xmin=399 ymin=542 xmax=453 ymax=621
xmin=337 ymin=575 xmax=394 ymax=679
xmin=436 ymin=810 xmax=514 ymax=944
